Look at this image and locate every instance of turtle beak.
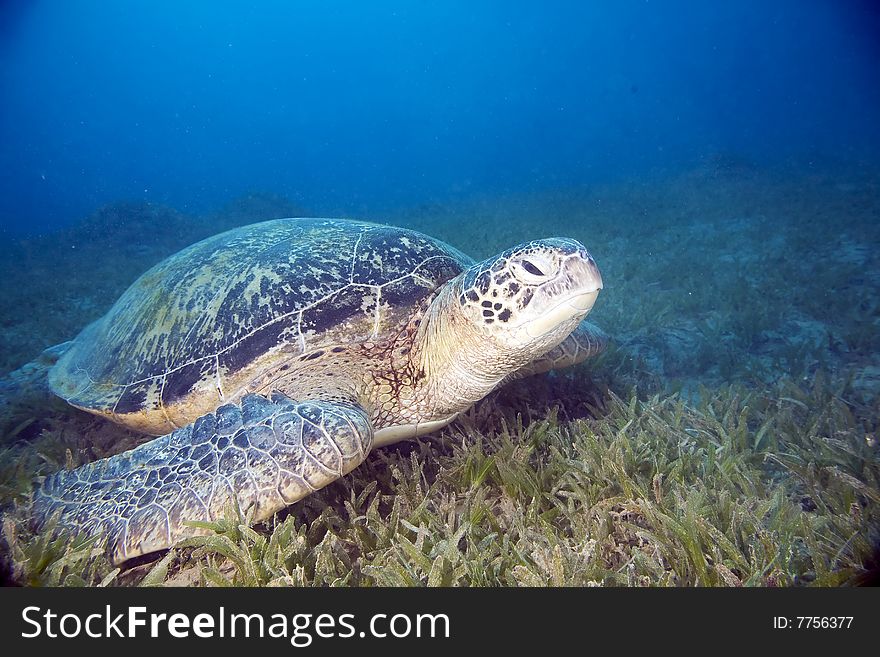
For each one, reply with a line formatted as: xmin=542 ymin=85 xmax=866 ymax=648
xmin=524 ymin=251 xmax=602 ymax=339
xmin=562 ymin=254 xmax=603 ymax=311
xmin=563 ymin=287 xmax=600 ymax=313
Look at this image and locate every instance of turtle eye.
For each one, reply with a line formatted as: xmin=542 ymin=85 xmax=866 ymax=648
xmin=511 ymin=254 xmax=556 ymax=284
xmin=521 ymin=260 xmax=545 ymax=277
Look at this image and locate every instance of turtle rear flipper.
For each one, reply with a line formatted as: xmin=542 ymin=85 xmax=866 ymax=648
xmin=40 ymin=340 xmax=75 ymax=365
xmin=32 ymin=392 xmax=374 ymax=564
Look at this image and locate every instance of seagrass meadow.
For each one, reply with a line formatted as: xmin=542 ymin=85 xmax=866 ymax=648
xmin=0 ymin=161 xmax=878 ymax=587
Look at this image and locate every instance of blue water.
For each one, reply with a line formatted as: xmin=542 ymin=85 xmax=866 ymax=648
xmin=1 ymin=0 xmax=878 ymax=235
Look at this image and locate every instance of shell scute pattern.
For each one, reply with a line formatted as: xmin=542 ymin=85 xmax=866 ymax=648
xmin=50 ymin=218 xmax=469 ymax=432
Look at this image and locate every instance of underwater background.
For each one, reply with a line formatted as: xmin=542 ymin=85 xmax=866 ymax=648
xmin=0 ymin=0 xmax=878 ymax=586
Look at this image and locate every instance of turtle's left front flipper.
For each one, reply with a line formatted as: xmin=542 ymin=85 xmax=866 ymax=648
xmin=32 ymin=393 xmax=374 ymax=564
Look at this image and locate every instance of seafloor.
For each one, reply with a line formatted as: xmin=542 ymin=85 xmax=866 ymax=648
xmin=0 ymin=158 xmax=878 ymax=586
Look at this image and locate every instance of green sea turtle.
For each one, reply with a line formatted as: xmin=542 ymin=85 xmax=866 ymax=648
xmin=33 ymin=217 xmax=606 ymax=563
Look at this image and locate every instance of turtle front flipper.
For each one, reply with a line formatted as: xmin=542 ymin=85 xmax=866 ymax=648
xmin=32 ymin=392 xmax=374 ymax=564
xmin=504 ymin=320 xmax=608 ymax=382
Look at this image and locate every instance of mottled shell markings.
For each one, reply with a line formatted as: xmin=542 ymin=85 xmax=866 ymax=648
xmin=49 ymin=218 xmax=468 ymax=434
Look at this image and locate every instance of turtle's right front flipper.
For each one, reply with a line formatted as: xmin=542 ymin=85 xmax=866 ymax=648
xmin=504 ymin=320 xmax=608 ymax=383
xmin=32 ymin=393 xmax=373 ymax=564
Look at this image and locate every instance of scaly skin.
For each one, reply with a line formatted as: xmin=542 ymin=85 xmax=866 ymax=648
xmin=503 ymin=321 xmax=609 ymax=383
xmin=33 ymin=393 xmax=372 ymax=563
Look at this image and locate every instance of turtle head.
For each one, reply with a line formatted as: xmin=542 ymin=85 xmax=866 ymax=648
xmin=455 ymin=238 xmax=603 ymax=355
xmin=414 ymin=237 xmax=603 ymax=420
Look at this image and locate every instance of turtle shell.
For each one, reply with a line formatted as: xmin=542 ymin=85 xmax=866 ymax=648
xmin=49 ymin=218 xmax=470 ymax=434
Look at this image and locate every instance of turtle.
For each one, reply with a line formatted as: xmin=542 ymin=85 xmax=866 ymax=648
xmin=32 ymin=217 xmax=606 ymax=564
